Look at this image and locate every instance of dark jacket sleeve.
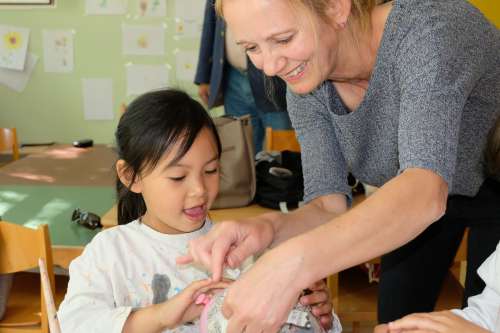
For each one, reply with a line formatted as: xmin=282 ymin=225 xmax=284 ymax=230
xmin=194 ymin=0 xmax=217 ymax=85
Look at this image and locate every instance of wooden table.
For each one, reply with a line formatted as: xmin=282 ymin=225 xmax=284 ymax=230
xmin=0 ymin=144 xmax=117 ymax=269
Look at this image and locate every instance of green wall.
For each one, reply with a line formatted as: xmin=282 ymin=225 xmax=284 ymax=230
xmin=0 ymin=1 xmax=498 ymax=145
xmin=0 ymin=1 xmax=217 ymax=144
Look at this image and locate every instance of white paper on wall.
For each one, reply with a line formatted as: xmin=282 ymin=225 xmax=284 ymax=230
xmin=126 ymin=63 xmax=169 ymax=96
xmin=82 ymin=78 xmax=114 ymax=120
xmin=0 ymin=25 xmax=30 ymax=71
xmin=42 ymin=30 xmax=74 ymax=73
xmin=0 ymin=53 xmax=38 ymax=92
xmin=138 ymin=0 xmax=167 ymax=17
xmin=174 ymin=0 xmax=203 ymax=38
xmin=85 ymin=0 xmax=127 ymax=15
xmin=122 ymin=24 xmax=165 ymax=56
xmin=175 ymin=50 xmax=197 ymax=82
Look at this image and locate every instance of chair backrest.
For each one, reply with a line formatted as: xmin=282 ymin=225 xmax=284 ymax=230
xmin=0 ymin=221 xmax=55 ymax=333
xmin=264 ymin=127 xmax=301 ymax=152
xmin=0 ymin=128 xmax=20 ymax=161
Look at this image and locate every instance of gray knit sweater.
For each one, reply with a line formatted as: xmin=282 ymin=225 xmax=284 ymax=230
xmin=287 ymin=0 xmax=500 ymax=202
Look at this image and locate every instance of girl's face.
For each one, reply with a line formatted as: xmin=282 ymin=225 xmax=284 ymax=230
xmin=131 ymin=127 xmax=220 ymax=234
xmin=224 ymin=0 xmax=339 ymax=95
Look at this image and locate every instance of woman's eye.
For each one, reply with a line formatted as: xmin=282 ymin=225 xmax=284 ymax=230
xmin=205 ymin=168 xmax=218 ymax=174
xmin=277 ymin=36 xmax=292 ymax=44
xmin=168 ymin=176 xmax=185 ymax=181
xmin=245 ymin=45 xmax=258 ymax=53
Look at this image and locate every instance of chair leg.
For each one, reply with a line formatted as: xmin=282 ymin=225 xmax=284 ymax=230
xmin=352 ymin=321 xmax=361 ymax=333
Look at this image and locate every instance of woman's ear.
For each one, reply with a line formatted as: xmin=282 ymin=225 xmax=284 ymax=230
xmin=326 ymin=0 xmax=352 ymax=29
xmin=116 ymin=159 xmax=142 ymax=193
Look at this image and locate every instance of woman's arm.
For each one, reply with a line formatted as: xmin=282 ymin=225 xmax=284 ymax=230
xmin=286 ymin=167 xmax=448 ymax=288
xmin=220 ymin=168 xmax=448 ymax=333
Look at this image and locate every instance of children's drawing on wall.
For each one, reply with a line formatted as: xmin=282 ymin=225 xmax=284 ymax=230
xmin=81 ymin=78 xmax=114 ymax=120
xmin=122 ymin=24 xmax=165 ymax=56
xmin=42 ymin=30 xmax=74 ymax=73
xmin=0 ymin=53 xmax=38 ymax=92
xmin=138 ymin=0 xmax=166 ymax=17
xmin=85 ymin=0 xmax=127 ymax=15
xmin=174 ymin=0 xmax=203 ymax=38
xmin=126 ymin=63 xmax=169 ymax=96
xmin=175 ymin=50 xmax=197 ymax=82
xmin=0 ymin=25 xmax=30 ymax=71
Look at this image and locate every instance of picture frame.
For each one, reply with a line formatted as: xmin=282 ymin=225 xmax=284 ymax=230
xmin=0 ymin=0 xmax=54 ymax=5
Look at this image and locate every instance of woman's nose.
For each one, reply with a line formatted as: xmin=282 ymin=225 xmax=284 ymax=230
xmin=262 ymin=50 xmax=286 ymax=77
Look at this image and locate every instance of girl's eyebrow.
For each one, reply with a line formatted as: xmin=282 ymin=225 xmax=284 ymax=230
xmin=165 ymin=155 xmax=219 ymax=169
xmin=236 ymin=29 xmax=295 ymax=45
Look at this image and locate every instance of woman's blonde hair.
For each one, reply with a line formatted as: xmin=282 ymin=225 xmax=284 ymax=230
xmin=215 ymin=0 xmax=378 ymax=31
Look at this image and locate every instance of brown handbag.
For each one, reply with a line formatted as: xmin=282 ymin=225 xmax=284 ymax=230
xmin=212 ymin=115 xmax=256 ymax=208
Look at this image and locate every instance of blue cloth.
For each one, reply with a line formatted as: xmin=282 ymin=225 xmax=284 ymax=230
xmin=194 ymin=0 xmax=226 ymax=108
xmin=224 ymin=66 xmax=292 ymax=152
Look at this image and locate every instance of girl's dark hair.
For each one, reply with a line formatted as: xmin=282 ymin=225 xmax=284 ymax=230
xmin=115 ymin=89 xmax=222 ymax=225
xmin=485 ymin=115 xmax=500 ymax=182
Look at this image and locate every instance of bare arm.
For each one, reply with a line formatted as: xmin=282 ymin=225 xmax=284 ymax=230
xmin=278 ymin=167 xmax=448 ymax=289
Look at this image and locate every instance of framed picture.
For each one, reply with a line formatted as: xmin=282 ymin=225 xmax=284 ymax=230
xmin=0 ymin=0 xmax=54 ymax=4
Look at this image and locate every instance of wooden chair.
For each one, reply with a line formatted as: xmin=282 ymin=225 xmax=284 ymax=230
xmin=0 ymin=221 xmax=55 ymax=333
xmin=264 ymin=127 xmax=301 ymax=152
xmin=0 ymin=128 xmax=20 ymax=162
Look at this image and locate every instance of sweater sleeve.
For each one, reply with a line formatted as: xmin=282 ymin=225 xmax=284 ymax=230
xmin=58 ymin=235 xmax=132 ymax=333
xmin=286 ymin=86 xmax=351 ymax=203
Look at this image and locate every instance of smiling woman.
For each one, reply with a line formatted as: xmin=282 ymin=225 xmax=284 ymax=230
xmin=181 ymin=0 xmax=500 ymax=331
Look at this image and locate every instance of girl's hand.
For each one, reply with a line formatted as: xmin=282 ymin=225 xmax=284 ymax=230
xmin=386 ymin=311 xmax=491 ymax=333
xmin=161 ymin=279 xmax=231 ymax=329
xmin=300 ymin=280 xmax=334 ymax=330
xmin=176 ymin=219 xmax=274 ymax=281
xmin=221 ymin=244 xmax=306 ymax=333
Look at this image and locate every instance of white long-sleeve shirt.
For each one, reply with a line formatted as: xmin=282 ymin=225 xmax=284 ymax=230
xmin=452 ymin=241 xmax=500 ymax=332
xmin=58 ymin=219 xmax=212 ymax=333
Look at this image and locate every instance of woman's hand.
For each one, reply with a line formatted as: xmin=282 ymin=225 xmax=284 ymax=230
xmin=221 ymin=243 xmax=308 ymax=333
xmin=300 ymin=280 xmax=334 ymax=330
xmin=379 ymin=311 xmax=491 ymax=333
xmin=198 ymin=84 xmax=210 ymax=106
xmin=177 ymin=219 xmax=275 ymax=281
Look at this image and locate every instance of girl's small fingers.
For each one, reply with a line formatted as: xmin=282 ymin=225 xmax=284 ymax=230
xmin=300 ymin=291 xmax=329 ymax=305
xmin=311 ymin=302 xmax=333 ymax=317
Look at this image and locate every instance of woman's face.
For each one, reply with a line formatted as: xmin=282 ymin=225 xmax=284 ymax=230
xmin=224 ymin=0 xmax=338 ymax=94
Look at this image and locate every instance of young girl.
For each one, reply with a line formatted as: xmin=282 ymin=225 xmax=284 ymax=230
xmin=58 ymin=89 xmax=334 ymax=333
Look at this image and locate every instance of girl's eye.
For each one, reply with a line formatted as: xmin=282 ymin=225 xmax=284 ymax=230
xmin=205 ymin=168 xmax=218 ymax=174
xmin=168 ymin=176 xmax=185 ymax=181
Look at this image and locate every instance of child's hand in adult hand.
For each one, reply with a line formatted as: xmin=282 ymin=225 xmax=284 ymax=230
xmin=299 ymin=279 xmax=334 ymax=330
xmin=386 ymin=311 xmax=491 ymax=333
xmin=161 ymin=279 xmax=230 ymax=329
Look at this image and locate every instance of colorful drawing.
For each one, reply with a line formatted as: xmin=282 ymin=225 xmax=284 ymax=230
xmin=175 ymin=50 xmax=197 ymax=82
xmin=139 ymin=0 xmax=166 ymax=17
xmin=122 ymin=24 xmax=165 ymax=56
xmin=174 ymin=0 xmax=203 ymax=38
xmin=43 ymin=30 xmax=74 ymax=73
xmin=85 ymin=0 xmax=127 ymax=15
xmin=0 ymin=25 xmax=30 ymax=71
